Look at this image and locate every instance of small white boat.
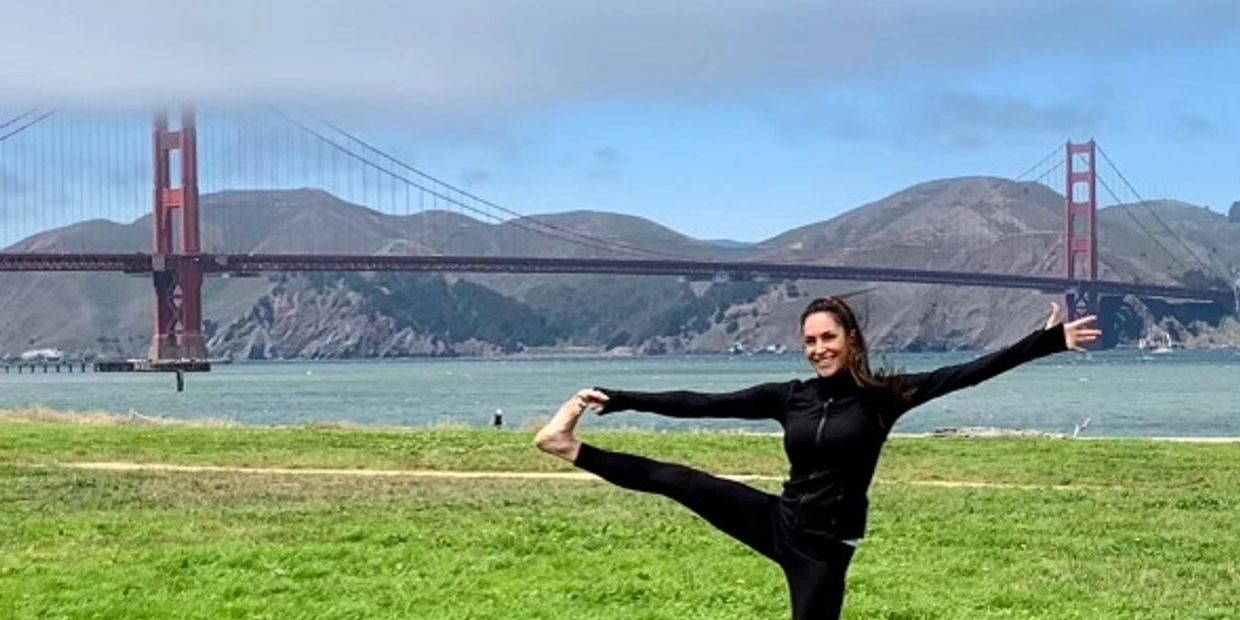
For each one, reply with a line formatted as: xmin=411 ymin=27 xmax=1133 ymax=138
xmin=1138 ymin=331 xmax=1174 ymax=355
xmin=19 ymin=348 xmax=64 ymax=362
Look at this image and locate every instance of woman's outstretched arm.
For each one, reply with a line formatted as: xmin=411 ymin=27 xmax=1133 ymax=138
xmin=895 ymin=302 xmax=1101 ymax=414
xmin=594 ymin=381 xmax=791 ymax=422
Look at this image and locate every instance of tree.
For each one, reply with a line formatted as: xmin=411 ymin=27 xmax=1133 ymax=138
xmin=1230 ymin=200 xmax=1240 ymax=223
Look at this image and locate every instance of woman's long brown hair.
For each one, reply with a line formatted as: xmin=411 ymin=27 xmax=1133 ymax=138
xmin=799 ymin=296 xmax=914 ymax=403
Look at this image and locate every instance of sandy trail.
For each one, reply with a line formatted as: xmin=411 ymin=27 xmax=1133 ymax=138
xmin=46 ymin=461 xmax=1101 ymax=491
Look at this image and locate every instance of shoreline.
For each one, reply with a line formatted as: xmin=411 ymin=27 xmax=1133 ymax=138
xmin=2 ymin=409 xmax=1237 ymax=442
xmin=6 ymin=342 xmax=1239 ymax=364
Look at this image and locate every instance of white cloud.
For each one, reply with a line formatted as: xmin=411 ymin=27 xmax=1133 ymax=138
xmin=0 ymin=1 xmax=1235 ymax=128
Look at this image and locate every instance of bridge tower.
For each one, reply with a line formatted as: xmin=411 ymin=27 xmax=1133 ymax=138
xmin=147 ymin=106 xmax=208 ymax=361
xmin=1064 ymin=140 xmax=1099 ymax=319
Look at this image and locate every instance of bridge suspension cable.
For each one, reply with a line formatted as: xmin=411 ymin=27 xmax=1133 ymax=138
xmin=277 ymin=109 xmax=701 ymax=261
xmin=1031 ymin=158 xmax=1064 ymax=188
xmin=304 ymin=110 xmax=706 ymax=261
xmin=1096 ymin=145 xmax=1223 ymax=282
xmin=1 ymin=109 xmax=152 ymax=251
xmin=0 ymin=108 xmax=58 ymax=142
xmin=0 ymin=108 xmax=42 ymax=132
xmin=1013 ymin=144 xmax=1064 ymax=182
xmin=1096 ymin=174 xmax=1194 ymax=275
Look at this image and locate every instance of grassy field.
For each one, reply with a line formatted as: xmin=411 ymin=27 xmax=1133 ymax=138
xmin=1 ymin=410 xmax=1237 ymax=619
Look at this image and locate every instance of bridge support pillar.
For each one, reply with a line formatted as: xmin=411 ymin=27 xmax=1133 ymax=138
xmin=1065 ymin=286 xmax=1100 ymax=323
xmin=147 ymin=106 xmax=209 ymax=361
xmin=148 ymin=264 xmax=207 ymax=360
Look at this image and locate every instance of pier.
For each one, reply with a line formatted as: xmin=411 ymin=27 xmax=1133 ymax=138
xmin=94 ymin=360 xmax=213 ymax=373
xmin=3 ymin=361 xmax=91 ymax=374
xmin=3 ymin=359 xmax=212 ymax=392
xmin=3 ymin=360 xmax=212 ymax=374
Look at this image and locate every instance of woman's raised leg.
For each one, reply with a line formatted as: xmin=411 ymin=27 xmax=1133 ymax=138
xmin=569 ymin=442 xmax=781 ymax=561
xmin=536 ymin=392 xmax=781 ymax=559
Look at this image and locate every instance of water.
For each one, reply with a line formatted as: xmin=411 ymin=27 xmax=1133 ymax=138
xmin=1 ymin=350 xmax=1237 ymax=437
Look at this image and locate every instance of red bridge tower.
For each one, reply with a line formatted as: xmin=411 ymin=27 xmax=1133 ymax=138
xmin=147 ymin=106 xmax=209 ymax=361
xmin=1064 ymin=140 xmax=1099 ymax=319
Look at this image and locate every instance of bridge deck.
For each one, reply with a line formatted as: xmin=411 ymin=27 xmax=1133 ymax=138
xmin=0 ymin=252 xmax=1232 ymax=305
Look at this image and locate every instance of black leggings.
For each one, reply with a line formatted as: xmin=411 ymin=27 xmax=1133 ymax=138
xmin=575 ymin=443 xmax=854 ymax=620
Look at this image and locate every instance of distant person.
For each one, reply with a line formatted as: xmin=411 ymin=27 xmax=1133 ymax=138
xmin=535 ymin=296 xmax=1100 ymax=619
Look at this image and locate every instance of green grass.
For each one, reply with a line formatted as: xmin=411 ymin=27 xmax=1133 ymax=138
xmin=2 ymin=414 xmax=1238 ymax=619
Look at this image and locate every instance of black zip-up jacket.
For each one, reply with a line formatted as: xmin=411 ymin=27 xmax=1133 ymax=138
xmin=597 ymin=324 xmax=1067 ymax=541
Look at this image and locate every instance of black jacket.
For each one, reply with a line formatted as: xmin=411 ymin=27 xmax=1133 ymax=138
xmin=598 ymin=324 xmax=1068 ymax=540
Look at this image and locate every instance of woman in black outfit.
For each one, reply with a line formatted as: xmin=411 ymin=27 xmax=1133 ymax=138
xmin=535 ymin=296 xmax=1100 ymax=619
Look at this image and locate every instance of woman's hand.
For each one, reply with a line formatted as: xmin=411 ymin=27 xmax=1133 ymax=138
xmin=565 ymin=388 xmax=610 ymax=414
xmin=1046 ymin=302 xmax=1102 ymax=352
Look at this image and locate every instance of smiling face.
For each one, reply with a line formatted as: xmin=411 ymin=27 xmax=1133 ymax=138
xmin=802 ymin=310 xmax=852 ymax=378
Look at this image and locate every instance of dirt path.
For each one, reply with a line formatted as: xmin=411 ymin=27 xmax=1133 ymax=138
xmin=48 ymin=461 xmax=1100 ymax=491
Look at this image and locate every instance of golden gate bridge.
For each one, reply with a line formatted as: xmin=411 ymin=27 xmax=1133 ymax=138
xmin=1 ymin=105 xmax=1234 ymax=373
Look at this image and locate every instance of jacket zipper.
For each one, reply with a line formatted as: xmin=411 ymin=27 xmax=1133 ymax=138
xmin=814 ymin=398 xmax=833 ymax=447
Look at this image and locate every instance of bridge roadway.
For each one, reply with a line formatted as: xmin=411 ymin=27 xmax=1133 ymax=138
xmin=1 ymin=252 xmax=1233 ymax=306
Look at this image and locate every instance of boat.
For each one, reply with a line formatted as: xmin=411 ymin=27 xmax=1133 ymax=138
xmin=753 ymin=344 xmax=788 ymax=355
xmin=1137 ymin=330 xmax=1174 ymax=355
xmin=18 ymin=348 xmax=64 ymax=362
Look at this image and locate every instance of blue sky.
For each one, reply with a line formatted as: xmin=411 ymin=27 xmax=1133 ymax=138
xmin=1 ymin=1 xmax=1238 ymax=243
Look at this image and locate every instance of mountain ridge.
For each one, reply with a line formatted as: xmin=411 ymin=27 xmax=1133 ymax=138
xmin=2 ymin=178 xmax=1237 ymax=359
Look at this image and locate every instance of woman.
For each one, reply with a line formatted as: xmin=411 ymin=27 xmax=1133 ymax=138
xmin=534 ymin=296 xmax=1100 ymax=619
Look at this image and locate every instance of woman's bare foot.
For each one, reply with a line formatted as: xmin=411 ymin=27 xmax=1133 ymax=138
xmin=535 ymin=390 xmax=606 ymax=462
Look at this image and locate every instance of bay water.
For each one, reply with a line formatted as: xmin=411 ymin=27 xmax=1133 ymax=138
xmin=2 ymin=349 xmax=1237 ymax=438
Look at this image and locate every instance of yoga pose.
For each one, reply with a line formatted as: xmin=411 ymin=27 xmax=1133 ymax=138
xmin=535 ymin=296 xmax=1101 ymax=619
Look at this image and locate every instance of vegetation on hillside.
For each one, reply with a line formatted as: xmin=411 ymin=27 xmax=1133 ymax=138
xmin=302 ymin=272 xmax=772 ymax=353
